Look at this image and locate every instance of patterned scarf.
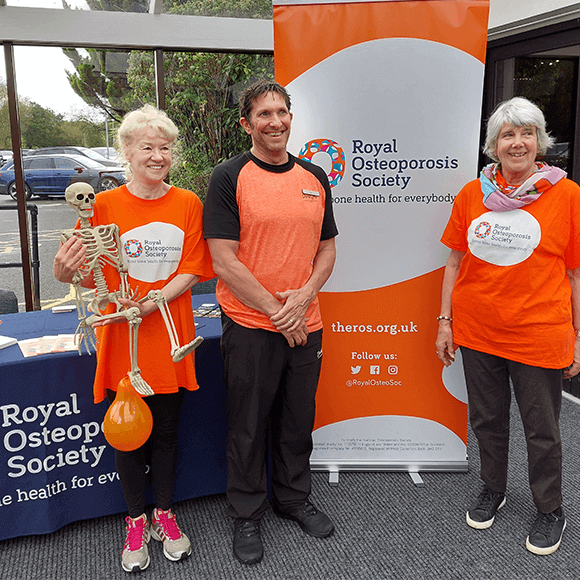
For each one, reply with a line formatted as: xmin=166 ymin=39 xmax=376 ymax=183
xmin=480 ymin=162 xmax=567 ymax=212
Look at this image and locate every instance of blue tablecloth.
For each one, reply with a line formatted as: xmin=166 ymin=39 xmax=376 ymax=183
xmin=0 ymin=294 xmax=225 ymax=541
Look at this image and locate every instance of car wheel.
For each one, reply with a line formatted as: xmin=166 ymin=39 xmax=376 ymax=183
xmin=99 ymin=177 xmax=119 ymax=192
xmin=8 ymin=181 xmax=33 ymax=201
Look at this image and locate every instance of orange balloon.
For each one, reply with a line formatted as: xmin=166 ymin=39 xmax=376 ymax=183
xmin=103 ymin=375 xmax=153 ymax=451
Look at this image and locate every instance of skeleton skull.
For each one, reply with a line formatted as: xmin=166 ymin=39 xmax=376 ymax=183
xmin=65 ymin=183 xmax=96 ymax=219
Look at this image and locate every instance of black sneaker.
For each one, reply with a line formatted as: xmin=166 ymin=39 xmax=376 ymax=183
xmin=273 ymin=501 xmax=335 ymax=538
xmin=466 ymin=487 xmax=506 ymax=529
xmin=233 ymin=519 xmax=263 ymax=565
xmin=526 ymin=506 xmax=566 ymax=555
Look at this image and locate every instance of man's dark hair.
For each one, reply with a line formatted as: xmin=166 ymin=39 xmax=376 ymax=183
xmin=238 ymin=80 xmax=292 ymax=120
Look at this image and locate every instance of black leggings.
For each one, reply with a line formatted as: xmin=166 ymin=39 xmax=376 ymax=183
xmin=107 ymin=388 xmax=184 ymax=518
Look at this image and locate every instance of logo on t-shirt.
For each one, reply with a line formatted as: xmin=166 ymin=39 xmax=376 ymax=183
xmin=468 ymin=210 xmax=541 ymax=267
xmin=474 ymin=222 xmax=491 ymax=239
xmin=123 ymin=239 xmax=143 ymax=258
xmin=120 ymin=222 xmax=184 ymax=283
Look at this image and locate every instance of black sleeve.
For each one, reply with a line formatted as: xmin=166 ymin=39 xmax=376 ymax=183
xmin=203 ymin=154 xmax=247 ymax=241
xmin=295 ymin=156 xmax=339 ymax=241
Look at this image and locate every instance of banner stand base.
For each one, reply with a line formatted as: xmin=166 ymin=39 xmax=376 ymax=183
xmin=328 ymin=470 xmax=339 ymax=487
xmin=409 ymin=471 xmax=424 ymax=488
xmin=311 ymin=460 xmax=468 ymax=472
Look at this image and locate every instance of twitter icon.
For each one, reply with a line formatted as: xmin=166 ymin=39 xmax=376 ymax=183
xmin=351 ymin=366 xmax=361 ymax=375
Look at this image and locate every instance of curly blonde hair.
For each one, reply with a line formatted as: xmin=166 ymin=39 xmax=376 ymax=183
xmin=116 ymin=104 xmax=180 ymax=178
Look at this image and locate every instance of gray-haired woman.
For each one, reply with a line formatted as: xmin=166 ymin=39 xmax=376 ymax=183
xmin=436 ymin=96 xmax=580 ymax=555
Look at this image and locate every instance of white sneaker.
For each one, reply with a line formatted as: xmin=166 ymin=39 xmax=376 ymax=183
xmin=121 ymin=514 xmax=150 ymax=572
xmin=151 ymin=508 xmax=192 ymax=562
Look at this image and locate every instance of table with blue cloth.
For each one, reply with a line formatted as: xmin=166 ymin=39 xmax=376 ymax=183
xmin=0 ymin=294 xmax=225 ymax=541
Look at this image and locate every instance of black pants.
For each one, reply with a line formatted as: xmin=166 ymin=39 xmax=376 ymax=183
xmin=107 ymin=388 xmax=184 ymax=518
xmin=461 ymin=346 xmax=563 ymax=513
xmin=221 ymin=313 xmax=323 ymax=520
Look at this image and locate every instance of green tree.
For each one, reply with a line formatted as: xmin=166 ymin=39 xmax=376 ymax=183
xmin=128 ymin=51 xmax=272 ymax=169
xmin=63 ymin=0 xmax=148 ymax=121
xmin=0 ymin=79 xmax=105 ymax=151
xmin=164 ymin=0 xmax=271 ymax=18
xmin=61 ymin=119 xmax=105 ymax=148
xmin=20 ymin=104 xmax=65 ymax=148
xmin=82 ymin=0 xmax=147 ymax=12
xmin=127 ymin=48 xmax=272 ymax=200
xmin=0 ymin=80 xmax=10 ymax=149
xmin=64 ymin=50 xmax=142 ymax=122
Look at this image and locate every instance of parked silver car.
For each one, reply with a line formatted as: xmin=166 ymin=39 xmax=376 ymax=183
xmin=91 ymin=146 xmax=119 ymax=161
xmin=26 ymin=146 xmax=120 ymax=167
xmin=0 ymin=150 xmax=13 ymax=167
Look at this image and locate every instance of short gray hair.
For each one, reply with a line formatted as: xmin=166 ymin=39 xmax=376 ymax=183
xmin=483 ymin=97 xmax=555 ymax=161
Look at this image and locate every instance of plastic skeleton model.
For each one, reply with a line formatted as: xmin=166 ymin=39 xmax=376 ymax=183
xmin=60 ymin=183 xmax=203 ymax=396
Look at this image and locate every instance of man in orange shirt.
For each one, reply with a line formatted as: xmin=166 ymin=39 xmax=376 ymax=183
xmin=203 ymin=80 xmax=338 ymax=565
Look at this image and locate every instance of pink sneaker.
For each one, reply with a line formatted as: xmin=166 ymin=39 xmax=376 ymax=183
xmin=121 ymin=514 xmax=150 ymax=572
xmin=151 ymin=508 xmax=191 ymax=562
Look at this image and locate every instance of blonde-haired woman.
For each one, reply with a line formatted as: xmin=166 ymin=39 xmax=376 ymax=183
xmin=54 ymin=104 xmax=213 ymax=572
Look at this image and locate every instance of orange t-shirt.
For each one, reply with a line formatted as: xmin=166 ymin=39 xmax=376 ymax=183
xmin=89 ymin=185 xmax=214 ymax=403
xmin=204 ymin=152 xmax=338 ymax=331
xmin=441 ymin=177 xmax=580 ymax=368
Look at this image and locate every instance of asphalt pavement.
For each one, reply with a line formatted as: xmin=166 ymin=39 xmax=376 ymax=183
xmin=0 ymin=195 xmax=86 ymax=311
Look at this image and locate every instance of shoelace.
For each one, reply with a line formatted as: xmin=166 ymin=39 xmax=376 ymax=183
xmin=154 ymin=510 xmax=182 ymax=541
xmin=301 ymin=502 xmax=318 ymax=516
xmin=531 ymin=512 xmax=558 ymax=537
xmin=125 ymin=516 xmax=147 ymax=551
xmin=237 ymin=520 xmax=260 ymax=538
xmin=476 ymin=489 xmax=502 ymax=510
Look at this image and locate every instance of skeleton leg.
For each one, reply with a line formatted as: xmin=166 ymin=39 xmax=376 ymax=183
xmin=147 ymin=290 xmax=204 ymax=363
xmin=126 ymin=308 xmax=155 ymax=396
xmin=71 ymin=281 xmax=97 ymax=355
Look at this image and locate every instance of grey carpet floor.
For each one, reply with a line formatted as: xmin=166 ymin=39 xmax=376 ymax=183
xmin=2 ymin=394 xmax=580 ymax=580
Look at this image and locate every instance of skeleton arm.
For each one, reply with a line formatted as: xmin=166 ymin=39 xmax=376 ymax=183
xmin=148 ymin=289 xmax=203 ymax=362
xmin=111 ymin=225 xmax=131 ymax=299
xmin=59 ymin=230 xmax=91 ymax=285
xmin=142 ymin=274 xmax=202 ymax=361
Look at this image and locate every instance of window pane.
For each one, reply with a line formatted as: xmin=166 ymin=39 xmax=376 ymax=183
xmin=29 ymin=157 xmax=54 ymax=169
xmin=6 ymin=0 xmax=142 ymax=12
xmin=514 ymin=57 xmax=576 ymax=172
xmin=54 ymin=157 xmax=76 ymax=168
xmin=155 ymin=50 xmax=274 ymax=200
xmin=162 ymin=0 xmax=273 ymax=18
xmin=9 ymin=46 xmax=151 ymax=154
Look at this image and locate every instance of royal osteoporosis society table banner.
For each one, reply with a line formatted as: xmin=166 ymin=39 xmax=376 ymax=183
xmin=273 ymin=0 xmax=490 ymax=471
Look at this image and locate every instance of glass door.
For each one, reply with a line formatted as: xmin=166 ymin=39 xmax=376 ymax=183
xmin=493 ymin=54 xmax=578 ymax=175
xmin=485 ymin=23 xmax=580 ymax=185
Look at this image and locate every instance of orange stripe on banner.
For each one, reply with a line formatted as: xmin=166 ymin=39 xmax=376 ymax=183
xmin=316 ymin=268 xmax=468 ymax=445
xmin=274 ymin=0 xmax=489 ymax=86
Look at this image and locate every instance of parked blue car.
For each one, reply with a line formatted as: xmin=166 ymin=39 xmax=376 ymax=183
xmin=0 ymin=154 xmax=126 ymax=200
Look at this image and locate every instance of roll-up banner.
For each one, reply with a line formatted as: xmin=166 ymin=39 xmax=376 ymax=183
xmin=273 ymin=0 xmax=490 ymax=472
